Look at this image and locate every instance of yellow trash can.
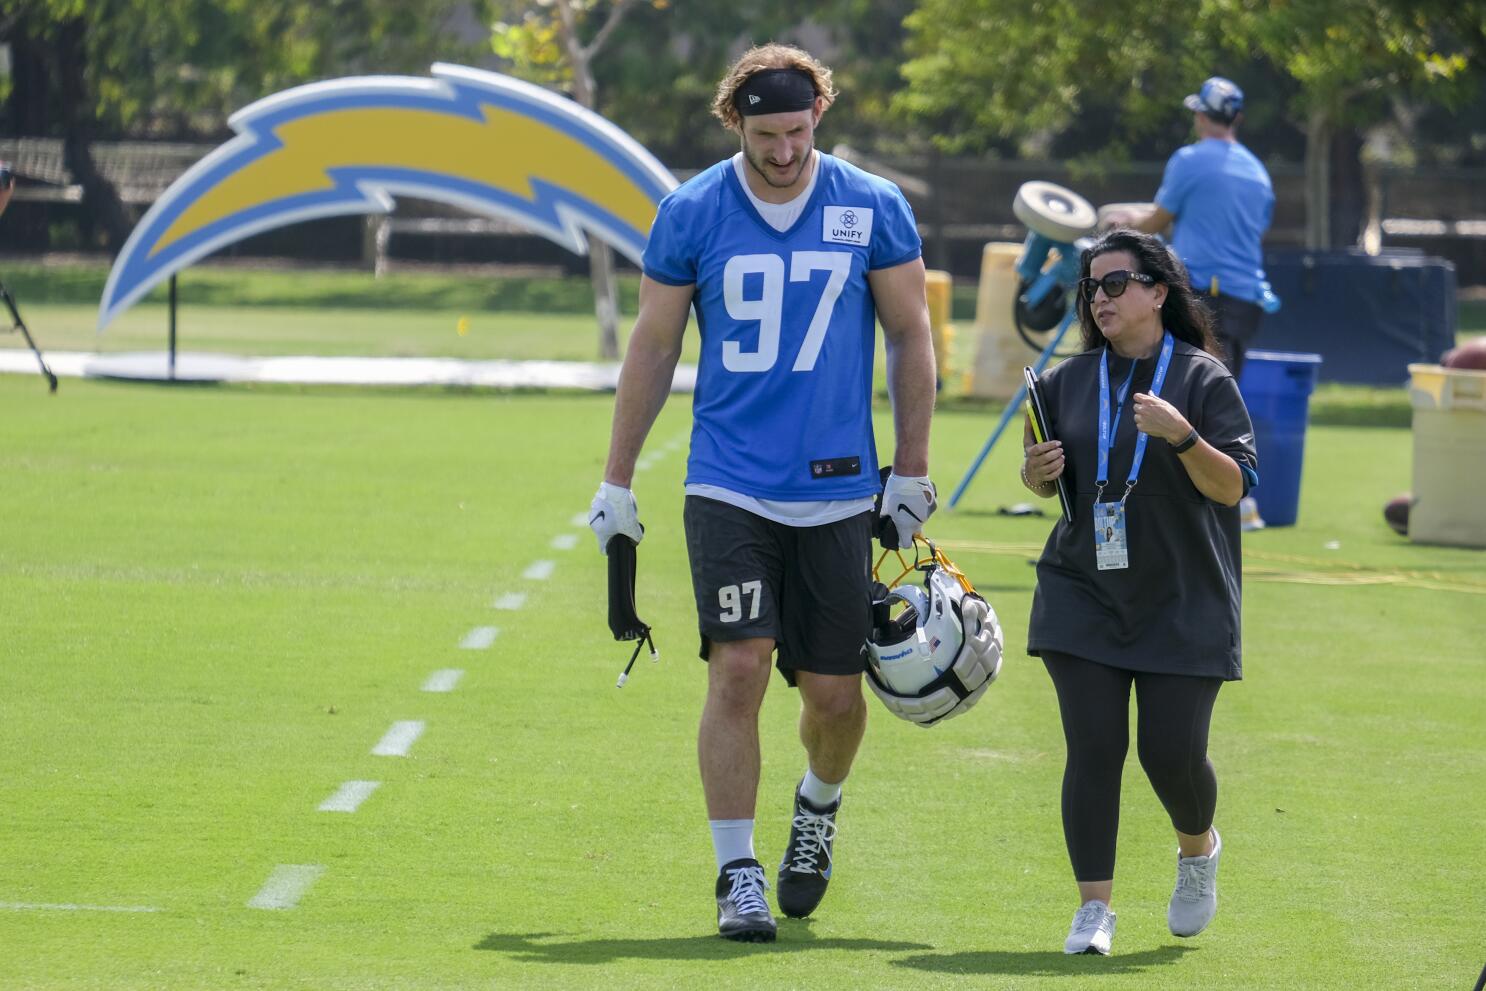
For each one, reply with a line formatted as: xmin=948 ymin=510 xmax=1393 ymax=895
xmin=925 ymin=269 xmax=954 ymax=387
xmin=967 ymin=242 xmax=1030 ymax=400
xmin=1408 ymin=363 xmax=1486 ymax=548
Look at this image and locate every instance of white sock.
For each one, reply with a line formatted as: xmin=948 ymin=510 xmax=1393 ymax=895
xmin=799 ymin=768 xmax=843 ymax=808
xmin=709 ymin=819 xmax=755 ymax=871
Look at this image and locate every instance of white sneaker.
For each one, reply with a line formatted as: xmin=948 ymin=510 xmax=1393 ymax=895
xmin=1064 ymin=900 xmax=1116 ymax=955
xmin=1239 ymin=496 xmax=1265 ymax=531
xmin=1168 ymin=828 xmax=1222 ymax=937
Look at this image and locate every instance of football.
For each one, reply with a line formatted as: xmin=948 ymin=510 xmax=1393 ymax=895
xmin=1383 ymin=493 xmax=1412 ymax=536
xmin=1441 ymin=336 xmax=1486 ymax=370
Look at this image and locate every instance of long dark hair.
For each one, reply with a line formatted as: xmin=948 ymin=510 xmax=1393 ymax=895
xmin=1074 ymin=229 xmax=1220 ymax=358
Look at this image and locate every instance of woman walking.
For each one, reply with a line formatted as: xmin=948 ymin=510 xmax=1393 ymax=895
xmin=1019 ymin=229 xmax=1258 ymax=955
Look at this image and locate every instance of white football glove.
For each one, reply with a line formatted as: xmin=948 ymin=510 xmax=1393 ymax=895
xmin=880 ymin=472 xmax=937 ymax=549
xmin=589 ymin=481 xmax=644 ymax=554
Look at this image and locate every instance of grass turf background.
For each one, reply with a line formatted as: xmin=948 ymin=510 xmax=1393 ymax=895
xmin=0 ymin=373 xmax=1481 ymax=990
xmin=2 ymin=259 xmax=1481 ymax=366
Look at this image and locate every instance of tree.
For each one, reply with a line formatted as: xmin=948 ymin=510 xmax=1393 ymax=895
xmin=0 ymin=0 xmax=481 ymax=251
xmin=486 ymin=1 xmax=928 ymax=354
xmin=489 ymin=0 xmax=657 ymax=360
xmin=1222 ymin=1 xmax=1483 ymax=247
xmin=611 ymin=1 xmax=923 ymax=160
xmin=898 ymin=0 xmax=1485 ymax=248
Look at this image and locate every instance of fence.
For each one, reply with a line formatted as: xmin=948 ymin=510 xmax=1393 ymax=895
xmin=3 ymin=137 xmax=1484 ymax=285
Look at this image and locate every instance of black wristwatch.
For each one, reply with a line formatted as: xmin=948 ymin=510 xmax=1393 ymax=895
xmin=1171 ymin=428 xmax=1199 ymax=454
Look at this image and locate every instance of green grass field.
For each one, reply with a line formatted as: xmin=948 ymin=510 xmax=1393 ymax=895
xmin=2 ymin=261 xmax=668 ymax=362
xmin=4 ymin=259 xmax=1481 ymax=363
xmin=1 ymin=368 xmax=1482 ymax=990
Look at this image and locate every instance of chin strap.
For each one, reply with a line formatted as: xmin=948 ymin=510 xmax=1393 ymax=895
xmin=606 ymin=535 xmax=658 ymax=687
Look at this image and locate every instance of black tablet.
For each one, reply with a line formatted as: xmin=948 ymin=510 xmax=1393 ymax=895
xmin=1023 ymin=366 xmax=1074 ymax=523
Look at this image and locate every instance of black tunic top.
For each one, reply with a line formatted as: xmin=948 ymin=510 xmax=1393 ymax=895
xmin=1026 ymin=339 xmax=1257 ymax=680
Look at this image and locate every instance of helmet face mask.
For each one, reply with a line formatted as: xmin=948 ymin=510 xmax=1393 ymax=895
xmin=864 ymin=543 xmax=1003 ymax=727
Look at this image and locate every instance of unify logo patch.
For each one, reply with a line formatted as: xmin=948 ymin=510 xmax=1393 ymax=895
xmin=822 ymin=205 xmax=872 ymax=246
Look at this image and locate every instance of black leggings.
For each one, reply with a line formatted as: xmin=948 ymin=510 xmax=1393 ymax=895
xmin=1042 ymin=651 xmax=1223 ymax=882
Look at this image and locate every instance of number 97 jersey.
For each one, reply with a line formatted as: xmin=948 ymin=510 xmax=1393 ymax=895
xmin=642 ymin=153 xmax=922 ymax=503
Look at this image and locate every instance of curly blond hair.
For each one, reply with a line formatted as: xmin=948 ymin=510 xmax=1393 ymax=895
xmin=711 ymin=43 xmax=837 ymax=132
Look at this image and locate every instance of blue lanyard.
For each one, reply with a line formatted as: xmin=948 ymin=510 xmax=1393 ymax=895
xmin=1096 ymin=331 xmax=1175 ymax=502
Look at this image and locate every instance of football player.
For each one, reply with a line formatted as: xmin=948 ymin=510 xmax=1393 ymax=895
xmin=590 ymin=43 xmax=937 ymax=942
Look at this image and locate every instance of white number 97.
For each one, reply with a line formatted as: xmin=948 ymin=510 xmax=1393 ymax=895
xmin=718 ymin=580 xmax=763 ymax=623
xmin=722 ymin=252 xmax=850 ymax=373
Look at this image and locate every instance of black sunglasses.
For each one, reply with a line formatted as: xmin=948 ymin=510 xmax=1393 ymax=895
xmin=1078 ymin=270 xmax=1157 ymax=303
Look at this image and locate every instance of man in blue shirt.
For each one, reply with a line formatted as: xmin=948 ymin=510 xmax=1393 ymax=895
xmin=1104 ymin=77 xmax=1274 ymax=379
xmin=588 ymin=43 xmax=937 ymax=942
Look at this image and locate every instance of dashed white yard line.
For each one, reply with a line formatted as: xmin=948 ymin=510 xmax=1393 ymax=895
xmin=317 ymin=780 xmax=381 ymax=813
xmin=492 ymin=591 xmax=527 ymax=611
xmin=459 ymin=626 xmax=500 ymax=649
xmin=523 ymin=560 xmax=556 ymax=581
xmin=0 ymin=901 xmax=160 ymax=913
xmin=421 ymin=668 xmax=464 ymax=693
xmin=570 ymin=511 xmax=589 ymax=527
xmin=371 ymin=720 xmax=425 ymax=757
xmin=247 ymin=865 xmax=324 ymax=910
xmin=549 ymin=533 xmax=578 ymax=551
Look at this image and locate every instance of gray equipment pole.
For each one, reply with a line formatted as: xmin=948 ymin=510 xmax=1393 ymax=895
xmin=168 ymin=274 xmax=177 ymax=381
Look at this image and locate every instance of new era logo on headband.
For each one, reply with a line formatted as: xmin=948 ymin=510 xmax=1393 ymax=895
xmin=735 ymin=68 xmax=816 ymax=116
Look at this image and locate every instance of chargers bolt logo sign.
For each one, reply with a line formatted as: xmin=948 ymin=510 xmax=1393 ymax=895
xmin=98 ymin=64 xmax=677 ymax=329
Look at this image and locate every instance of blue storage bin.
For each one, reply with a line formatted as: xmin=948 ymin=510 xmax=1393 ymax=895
xmin=1255 ymin=250 xmax=1455 ymax=385
xmin=1238 ymin=350 xmax=1323 ymax=526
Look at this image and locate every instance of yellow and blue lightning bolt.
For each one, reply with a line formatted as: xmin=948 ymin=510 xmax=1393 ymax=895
xmin=99 ymin=63 xmax=677 ymax=329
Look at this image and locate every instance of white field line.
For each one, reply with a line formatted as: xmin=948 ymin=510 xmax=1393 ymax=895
xmin=371 ymin=720 xmax=425 ymax=757
xmin=459 ymin=626 xmax=499 ymax=649
xmin=246 ymin=865 xmax=324 ymax=910
xmin=549 ymin=533 xmax=578 ymax=551
xmin=317 ymin=780 xmax=381 ymax=813
xmin=492 ymin=591 xmax=527 ymax=611
xmin=421 ymin=669 xmax=464 ymax=693
xmin=570 ymin=511 xmax=589 ymax=527
xmin=0 ymin=901 xmax=159 ymax=913
xmin=523 ymin=560 xmax=556 ymax=581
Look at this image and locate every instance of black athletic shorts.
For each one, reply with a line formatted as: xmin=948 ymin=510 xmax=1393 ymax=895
xmin=682 ymin=495 xmax=873 ymax=686
xmin=1206 ymin=293 xmax=1263 ymax=379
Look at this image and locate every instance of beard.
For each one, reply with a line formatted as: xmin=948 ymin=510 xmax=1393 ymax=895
xmin=743 ymin=141 xmax=814 ymax=189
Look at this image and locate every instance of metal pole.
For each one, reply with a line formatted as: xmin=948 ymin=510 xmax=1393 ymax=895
xmin=168 ymin=273 xmax=177 ymax=381
xmin=0 ymin=280 xmax=58 ymax=392
xmin=947 ymin=310 xmax=1075 ymax=509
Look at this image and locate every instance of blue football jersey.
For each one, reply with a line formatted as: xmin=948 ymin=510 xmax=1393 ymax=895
xmin=1156 ymin=139 xmax=1273 ymax=302
xmin=642 ymin=153 xmax=922 ymax=501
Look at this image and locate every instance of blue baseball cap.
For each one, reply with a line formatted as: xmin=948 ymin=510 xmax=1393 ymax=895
xmin=1183 ymin=77 xmax=1244 ymax=121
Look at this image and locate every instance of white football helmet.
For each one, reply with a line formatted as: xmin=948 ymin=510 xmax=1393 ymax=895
xmin=864 ymin=543 xmax=1003 ymax=727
